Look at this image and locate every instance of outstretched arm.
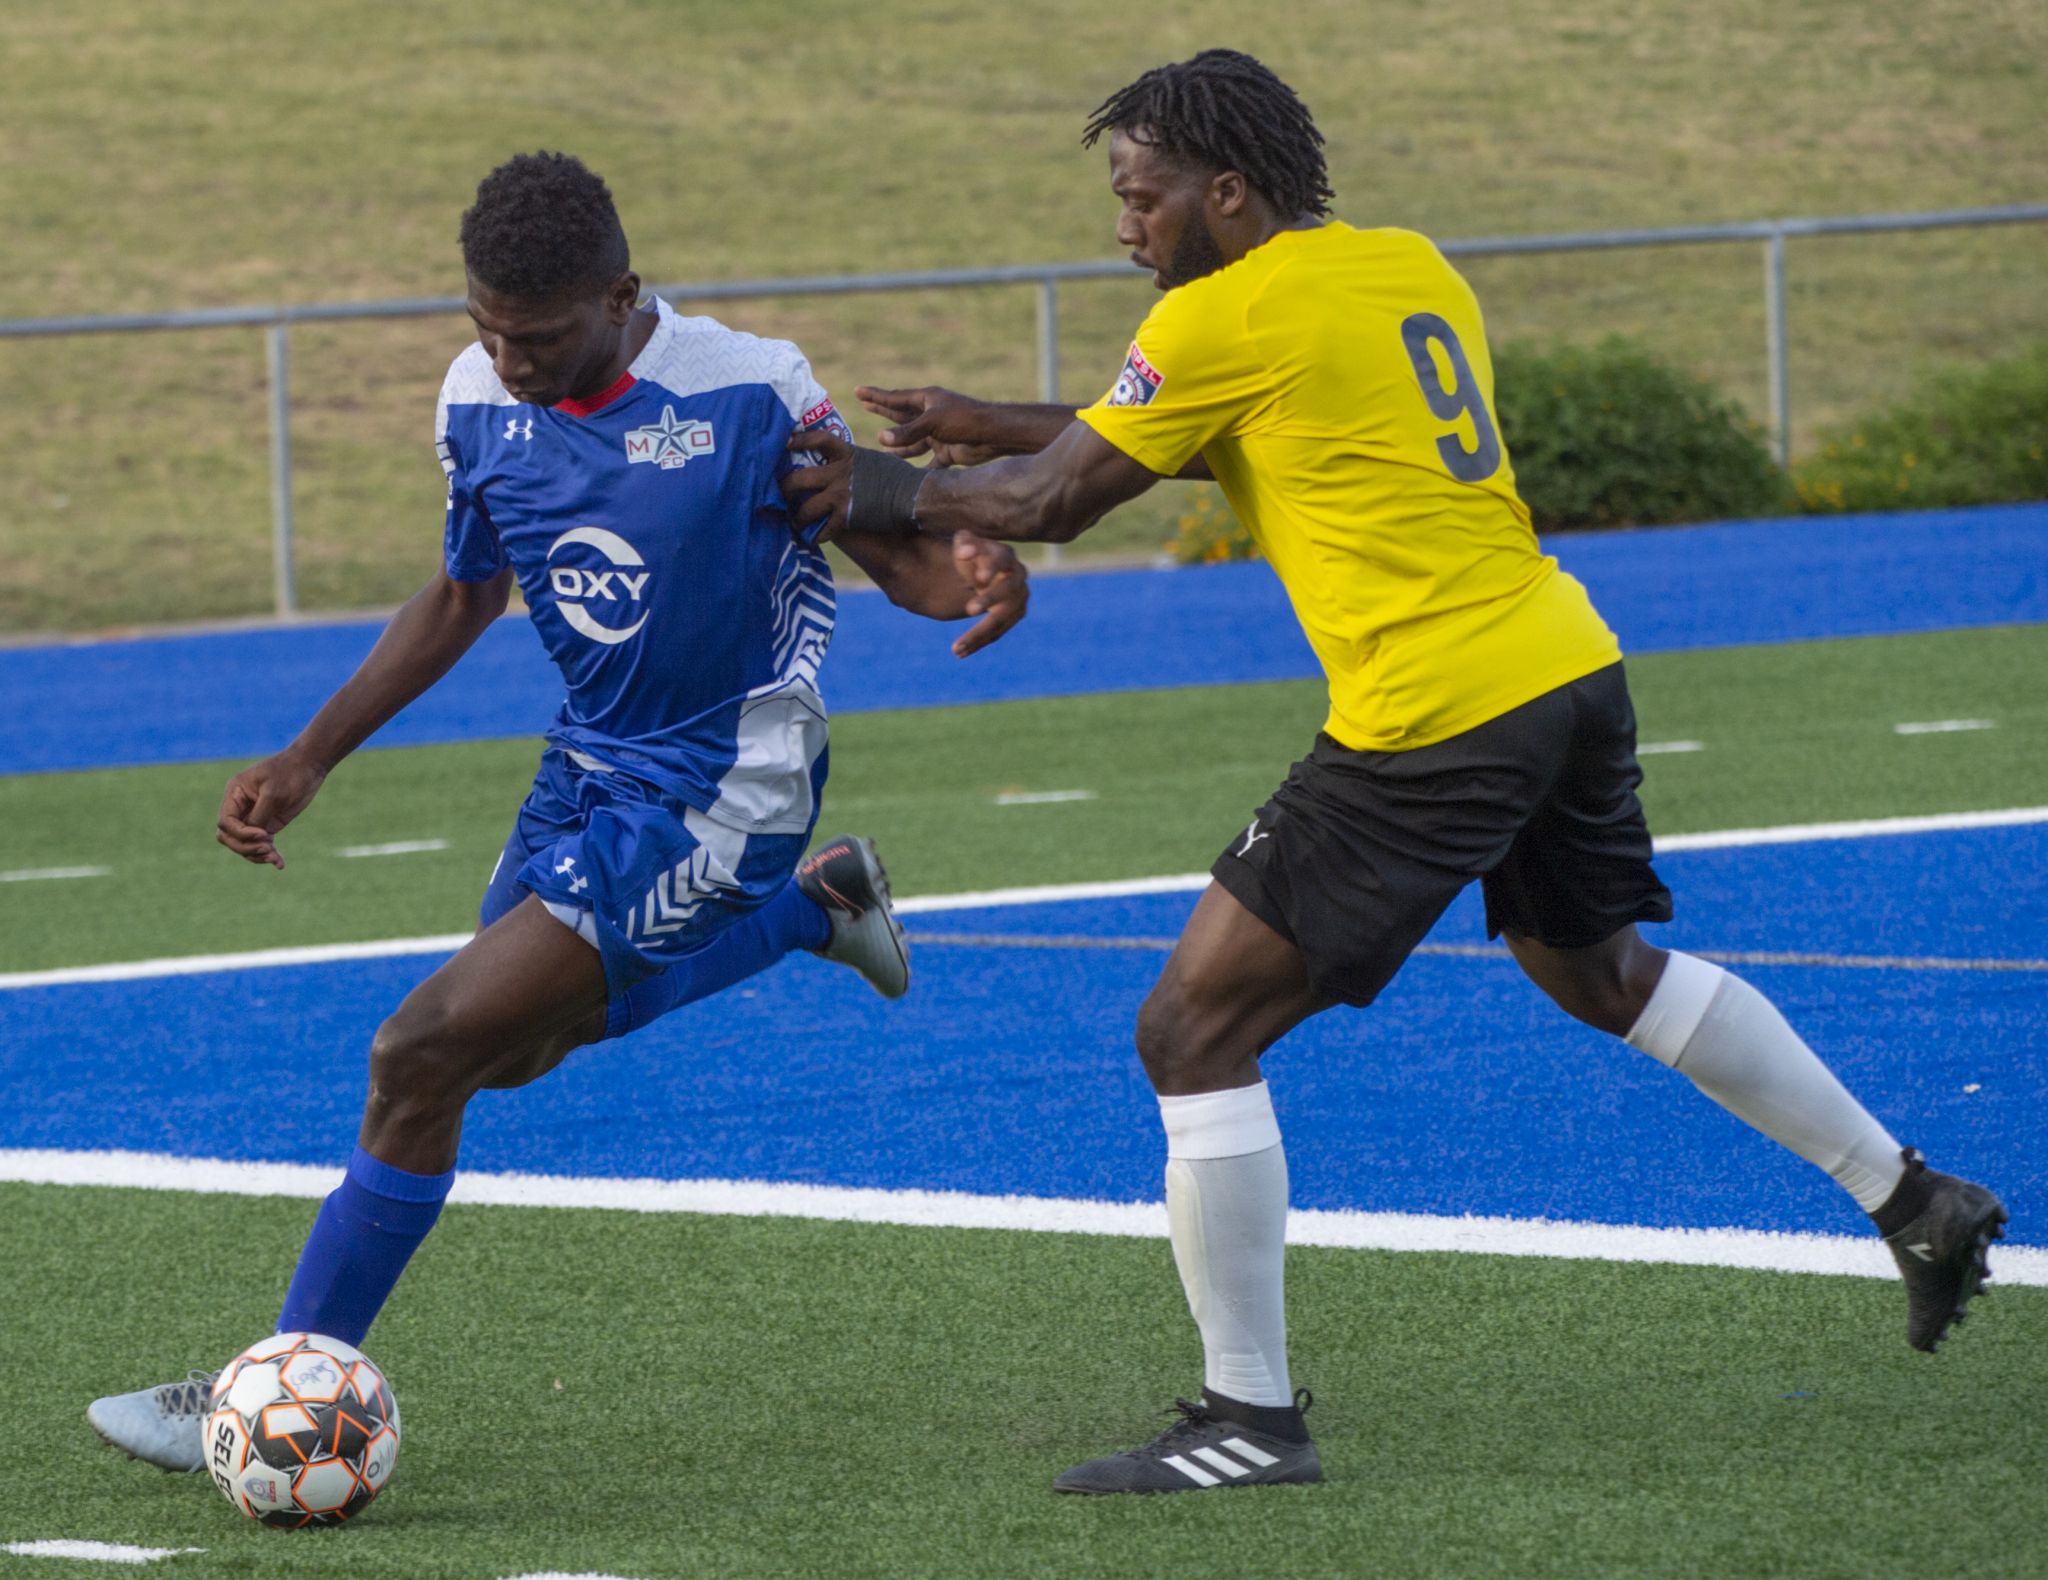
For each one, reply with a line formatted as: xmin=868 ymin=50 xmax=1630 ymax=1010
xmin=786 ymin=421 xmax=1167 ymax=547
xmin=835 ymin=528 xmax=1030 ymax=657
xmin=217 ymin=567 xmax=514 ymax=868
xmin=856 ymin=386 xmax=1076 ymax=465
xmin=857 ymin=384 xmax=1211 ymax=480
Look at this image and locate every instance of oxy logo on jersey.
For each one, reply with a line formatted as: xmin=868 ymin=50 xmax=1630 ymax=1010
xmin=624 ymin=405 xmax=716 ymax=470
xmin=546 ymin=526 xmax=652 ymax=645
xmin=1108 ymin=342 xmax=1164 ymax=407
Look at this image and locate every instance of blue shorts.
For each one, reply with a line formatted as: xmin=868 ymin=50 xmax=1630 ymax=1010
xmin=479 ymin=748 xmax=815 ymax=1011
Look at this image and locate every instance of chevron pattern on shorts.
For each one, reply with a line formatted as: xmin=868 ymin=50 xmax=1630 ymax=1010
xmin=624 ymin=845 xmax=740 ymax=941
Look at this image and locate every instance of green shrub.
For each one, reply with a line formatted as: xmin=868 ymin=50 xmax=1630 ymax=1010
xmin=1491 ymin=338 xmax=1787 ymax=530
xmin=1168 ymin=485 xmax=1258 ymax=564
xmin=1165 ymin=336 xmax=1787 ymax=562
xmin=1792 ymin=344 xmax=2048 ymax=513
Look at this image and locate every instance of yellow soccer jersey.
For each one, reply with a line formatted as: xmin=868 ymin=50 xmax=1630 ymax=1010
xmin=1079 ymin=222 xmax=1621 ymax=752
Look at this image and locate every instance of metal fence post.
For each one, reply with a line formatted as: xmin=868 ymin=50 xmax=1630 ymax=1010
xmin=1764 ymin=231 xmax=1790 ymax=467
xmin=266 ymin=320 xmax=299 ymax=617
xmin=1036 ymin=276 xmax=1063 ymax=567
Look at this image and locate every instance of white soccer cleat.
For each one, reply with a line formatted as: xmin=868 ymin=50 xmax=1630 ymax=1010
xmin=86 ymin=1371 xmax=217 ymax=1473
xmin=795 ymin=834 xmax=910 ymax=999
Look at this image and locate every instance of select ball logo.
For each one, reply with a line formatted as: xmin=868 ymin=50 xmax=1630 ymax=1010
xmin=1108 ymin=343 xmax=1164 ymax=408
xmin=202 ymin=1332 xmax=401 ymax=1529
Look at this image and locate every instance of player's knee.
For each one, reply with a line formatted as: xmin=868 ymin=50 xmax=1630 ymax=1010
xmin=1525 ymin=932 xmax=1664 ymax=1037
xmin=364 ymin=1001 xmax=478 ymax=1127
xmin=1135 ymin=980 xmax=1236 ymax=1091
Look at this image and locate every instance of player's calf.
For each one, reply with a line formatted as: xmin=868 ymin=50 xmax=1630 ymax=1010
xmin=1504 ymin=926 xmax=1666 ymax=1037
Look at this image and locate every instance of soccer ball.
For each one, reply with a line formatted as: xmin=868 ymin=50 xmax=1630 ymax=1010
xmin=202 ymin=1332 xmax=400 ymax=1528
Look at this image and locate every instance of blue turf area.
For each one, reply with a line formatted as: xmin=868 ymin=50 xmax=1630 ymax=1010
xmin=5 ymin=823 xmax=2040 ymax=1243
xmin=4 ymin=501 xmax=2044 ymax=775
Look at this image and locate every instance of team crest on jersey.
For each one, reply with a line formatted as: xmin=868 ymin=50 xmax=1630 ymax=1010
xmin=624 ymin=405 xmax=717 ymax=470
xmin=1108 ymin=343 xmax=1164 ymax=407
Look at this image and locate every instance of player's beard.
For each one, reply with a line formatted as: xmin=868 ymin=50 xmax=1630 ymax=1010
xmin=1162 ymin=219 xmax=1226 ymax=288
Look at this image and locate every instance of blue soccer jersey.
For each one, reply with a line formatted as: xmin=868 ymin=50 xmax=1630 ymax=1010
xmin=435 ymin=296 xmax=851 ymax=836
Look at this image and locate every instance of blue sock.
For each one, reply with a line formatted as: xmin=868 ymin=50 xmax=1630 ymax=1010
xmin=276 ymin=1147 xmax=455 ymax=1347
xmin=609 ymin=880 xmax=831 ymax=1036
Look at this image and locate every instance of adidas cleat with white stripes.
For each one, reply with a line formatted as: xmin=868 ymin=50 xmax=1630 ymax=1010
xmin=1054 ymin=1392 xmax=1321 ymax=1495
xmin=796 ymin=834 xmax=910 ymax=999
xmin=86 ymin=1371 xmax=217 ymax=1472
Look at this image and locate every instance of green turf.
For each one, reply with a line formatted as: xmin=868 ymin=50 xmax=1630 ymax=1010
xmin=3 ymin=1183 xmax=2042 ymax=1580
xmin=3 ymin=0 xmax=2045 ymax=630
xmin=2 ymin=625 xmax=2043 ymax=973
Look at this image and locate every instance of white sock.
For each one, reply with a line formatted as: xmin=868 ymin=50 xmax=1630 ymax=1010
xmin=1158 ymin=1083 xmax=1292 ymax=1408
xmin=1626 ymin=952 xmax=1905 ymax=1212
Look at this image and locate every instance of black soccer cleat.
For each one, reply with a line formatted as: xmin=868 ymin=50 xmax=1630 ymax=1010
xmin=1053 ymin=1392 xmax=1322 ymax=1495
xmin=795 ymin=834 xmax=910 ymax=999
xmin=1879 ymin=1149 xmax=2008 ymax=1353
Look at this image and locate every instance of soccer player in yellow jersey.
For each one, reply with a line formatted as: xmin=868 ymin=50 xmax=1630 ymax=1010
xmin=787 ymin=49 xmax=2007 ymax=1494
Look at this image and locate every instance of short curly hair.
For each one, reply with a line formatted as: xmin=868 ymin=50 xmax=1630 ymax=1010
xmin=460 ymin=152 xmax=631 ymax=300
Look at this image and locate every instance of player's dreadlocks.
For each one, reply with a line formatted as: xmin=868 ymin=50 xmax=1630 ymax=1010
xmin=1081 ymin=51 xmax=1333 ymax=219
xmin=460 ymin=152 xmax=631 ymax=300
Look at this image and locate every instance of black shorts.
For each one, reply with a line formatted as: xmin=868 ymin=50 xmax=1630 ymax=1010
xmin=1211 ymin=662 xmax=1673 ymax=1007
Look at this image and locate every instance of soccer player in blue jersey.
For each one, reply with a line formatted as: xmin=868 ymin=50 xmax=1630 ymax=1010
xmin=87 ymin=152 xmax=1030 ymax=1473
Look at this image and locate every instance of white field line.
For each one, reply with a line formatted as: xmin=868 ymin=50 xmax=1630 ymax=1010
xmin=993 ymin=789 xmax=1099 ymax=805
xmin=336 ymin=839 xmax=449 ymax=858
xmin=0 ymin=934 xmax=475 ymax=989
xmin=3 ymin=1147 xmax=2041 ymax=1283
xmin=2 ymin=1541 xmax=207 ymax=1565
xmin=1650 ymin=803 xmax=2048 ymax=852
xmin=0 ymin=866 xmax=110 ymax=883
xmin=1637 ymin=740 xmax=1705 ymax=755
xmin=1894 ymin=719 xmax=1996 ymax=735
xmin=5 ymin=804 xmax=2048 ymax=994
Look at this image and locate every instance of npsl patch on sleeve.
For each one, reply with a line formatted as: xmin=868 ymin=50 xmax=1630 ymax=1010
xmin=799 ymin=397 xmax=856 ymax=445
xmin=1107 ymin=343 xmax=1164 ymax=407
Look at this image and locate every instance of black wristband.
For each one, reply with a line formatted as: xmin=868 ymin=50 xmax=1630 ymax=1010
xmin=848 ymin=446 xmax=925 ymax=536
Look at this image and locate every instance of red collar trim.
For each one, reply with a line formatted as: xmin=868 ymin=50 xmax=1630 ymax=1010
xmin=554 ymin=370 xmax=638 ymax=418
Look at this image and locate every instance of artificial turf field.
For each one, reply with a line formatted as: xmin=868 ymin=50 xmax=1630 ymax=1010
xmin=2 ymin=624 xmax=2045 ymax=1577
xmin=3 ymin=624 xmax=2046 ymax=970
xmin=3 ymin=1189 xmax=2043 ymax=1580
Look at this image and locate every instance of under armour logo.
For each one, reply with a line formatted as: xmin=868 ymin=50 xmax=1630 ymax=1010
xmin=554 ymin=855 xmax=577 ymax=876
xmin=1237 ymin=820 xmax=1271 ymax=857
xmin=505 ymin=416 xmax=535 ymax=441
xmin=568 ymin=875 xmax=589 ymax=894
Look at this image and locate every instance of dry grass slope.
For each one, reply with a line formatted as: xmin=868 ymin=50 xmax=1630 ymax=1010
xmin=2 ymin=0 xmax=2043 ymax=631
